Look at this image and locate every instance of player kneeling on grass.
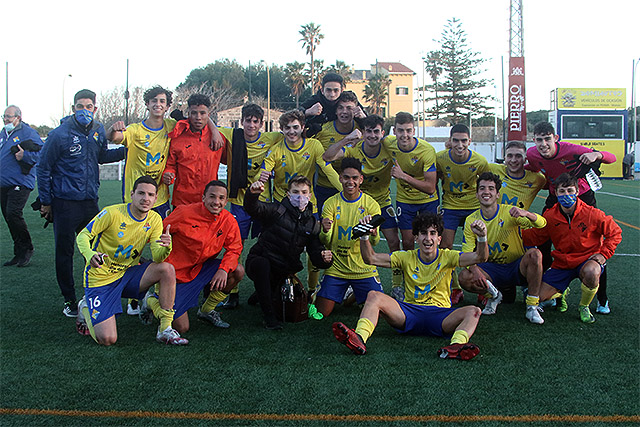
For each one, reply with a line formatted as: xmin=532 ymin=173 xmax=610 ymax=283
xmin=142 ymin=180 xmax=244 ymax=334
xmin=75 ymin=176 xmax=186 ymax=346
xmin=522 ymin=173 xmax=621 ymax=324
xmin=333 ymin=212 xmax=488 ymax=360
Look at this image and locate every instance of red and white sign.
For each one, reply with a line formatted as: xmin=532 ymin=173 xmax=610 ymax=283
xmin=507 ymin=57 xmax=526 ymax=141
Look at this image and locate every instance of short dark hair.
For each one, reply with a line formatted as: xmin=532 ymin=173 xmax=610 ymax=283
xmin=203 ymin=180 xmax=228 ymax=195
xmin=288 ymin=175 xmax=312 ymax=190
xmin=477 ymin=172 xmax=502 ymax=190
xmin=242 ymin=104 xmax=264 ymax=122
xmin=555 ymin=173 xmax=578 ymax=190
xmin=340 ymin=157 xmax=363 ymax=174
xmin=74 ymin=89 xmax=96 ymax=104
xmin=187 ymin=94 xmax=211 ymax=108
xmin=132 ymin=175 xmax=158 ymax=192
xmin=144 ymin=86 xmax=173 ymax=106
xmin=337 ymin=90 xmax=358 ymax=106
xmin=412 ymin=212 xmax=443 ymax=236
xmin=505 ymin=140 xmax=527 ymax=152
xmin=450 ymin=124 xmax=470 ymax=137
xmin=322 ymin=73 xmax=344 ymax=88
xmin=279 ymin=110 xmax=306 ymax=129
xmin=362 ymin=114 xmax=384 ymax=130
xmin=533 ymin=122 xmax=555 ymax=136
xmin=394 ymin=112 xmax=414 ymax=126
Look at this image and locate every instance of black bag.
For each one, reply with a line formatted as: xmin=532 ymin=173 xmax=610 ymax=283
xmin=272 ymin=274 xmax=308 ymax=323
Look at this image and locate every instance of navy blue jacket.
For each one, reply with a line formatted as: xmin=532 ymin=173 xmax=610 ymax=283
xmin=37 ymin=116 xmax=124 ymax=205
xmin=0 ymin=122 xmax=43 ymax=189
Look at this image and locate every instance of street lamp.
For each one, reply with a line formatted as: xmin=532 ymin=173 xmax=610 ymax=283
xmin=62 ymin=74 xmax=72 ymax=118
xmin=260 ymin=60 xmax=271 ymax=131
xmin=633 ymin=58 xmax=640 ymax=145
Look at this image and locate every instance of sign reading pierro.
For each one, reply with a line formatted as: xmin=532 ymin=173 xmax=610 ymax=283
xmin=508 ymin=57 xmax=526 ymax=141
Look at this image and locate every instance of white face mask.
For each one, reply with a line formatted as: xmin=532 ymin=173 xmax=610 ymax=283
xmin=4 ymin=122 xmax=15 ymax=133
xmin=288 ymin=193 xmax=310 ymax=211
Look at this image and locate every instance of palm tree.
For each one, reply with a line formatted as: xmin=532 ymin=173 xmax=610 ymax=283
xmin=284 ymin=61 xmax=306 ymax=108
xmin=326 ymin=60 xmax=353 ymax=83
xmin=363 ymin=73 xmax=391 ymax=117
xmin=298 ymin=23 xmax=324 ymax=91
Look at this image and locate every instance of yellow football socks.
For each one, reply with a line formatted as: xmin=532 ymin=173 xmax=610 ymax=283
xmin=229 ymin=286 xmax=239 ymax=295
xmin=355 ymin=317 xmax=375 ymax=343
xmin=201 ymin=290 xmax=227 ymax=313
xmin=526 ymin=295 xmax=540 ymax=306
xmin=579 ymin=283 xmax=599 ymax=307
xmin=451 ymin=330 xmax=469 ymax=345
xmin=148 ymin=296 xmax=175 ymax=331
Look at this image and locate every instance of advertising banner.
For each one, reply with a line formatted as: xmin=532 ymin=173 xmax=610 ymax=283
xmin=508 ymin=57 xmax=526 ymax=141
xmin=556 ymin=88 xmax=626 ymax=109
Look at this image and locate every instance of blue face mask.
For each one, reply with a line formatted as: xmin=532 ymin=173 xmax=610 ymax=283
xmin=75 ymin=109 xmax=94 ymax=126
xmin=557 ymin=194 xmax=577 ymax=208
xmin=4 ymin=122 xmax=15 ymax=133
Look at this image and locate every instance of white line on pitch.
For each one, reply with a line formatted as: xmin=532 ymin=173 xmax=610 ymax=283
xmin=598 ymin=191 xmax=640 ymax=201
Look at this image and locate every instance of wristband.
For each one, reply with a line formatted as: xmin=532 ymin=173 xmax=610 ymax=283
xmin=359 ymin=235 xmax=369 ymax=241
xmin=477 ymin=236 xmax=487 ymax=242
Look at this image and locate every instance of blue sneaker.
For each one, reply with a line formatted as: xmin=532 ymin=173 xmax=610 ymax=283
xmin=596 ymin=300 xmax=610 ymax=315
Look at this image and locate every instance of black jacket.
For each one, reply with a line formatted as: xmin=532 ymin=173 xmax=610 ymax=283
xmin=244 ymin=190 xmax=331 ymax=274
xmin=299 ymin=90 xmax=367 ymax=137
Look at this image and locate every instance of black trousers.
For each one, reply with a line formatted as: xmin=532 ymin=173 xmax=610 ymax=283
xmin=52 ymin=198 xmax=99 ymax=302
xmin=1 ymin=185 xmax=33 ymax=258
xmin=245 ymin=254 xmax=289 ymax=320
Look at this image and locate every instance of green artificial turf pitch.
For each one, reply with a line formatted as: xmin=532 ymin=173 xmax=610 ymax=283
xmin=1 ymin=179 xmax=638 ymax=426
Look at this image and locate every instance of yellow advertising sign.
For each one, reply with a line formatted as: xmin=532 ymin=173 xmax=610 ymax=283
xmin=574 ymin=140 xmax=624 ymax=178
xmin=557 ymin=88 xmax=626 ymax=109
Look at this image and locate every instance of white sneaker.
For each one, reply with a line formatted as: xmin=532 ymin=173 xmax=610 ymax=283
xmin=156 ymin=327 xmax=189 ymax=345
xmin=127 ymin=300 xmax=141 ymax=315
xmin=197 ymin=309 xmax=230 ymax=328
xmin=526 ymin=305 xmax=545 ymax=324
xmin=139 ymin=289 xmax=155 ymax=325
xmin=481 ymin=290 xmax=503 ymax=315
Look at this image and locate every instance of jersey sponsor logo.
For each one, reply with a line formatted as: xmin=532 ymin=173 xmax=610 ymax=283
xmin=488 ymin=241 xmax=502 ymax=255
xmin=498 ymin=219 xmax=504 ymax=227
xmin=337 ymin=226 xmax=352 ymax=240
xmin=284 ymin=171 xmax=298 ymax=183
xmin=501 ymin=194 xmax=518 ymax=206
xmin=97 ymin=210 xmax=108 ymax=218
xmin=146 ymin=152 xmax=162 ymax=166
xmin=411 ymin=156 xmax=419 ymax=164
xmin=414 ymin=284 xmax=431 ymax=299
xmin=450 ymin=181 xmax=464 ymax=192
xmin=115 ymin=244 xmax=134 ymax=259
xmin=358 ymin=207 xmax=365 ymax=214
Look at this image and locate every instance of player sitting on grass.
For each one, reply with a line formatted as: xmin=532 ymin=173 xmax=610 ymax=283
xmin=75 ymin=176 xmax=185 ymax=346
xmin=142 ymin=180 xmax=244 ymax=334
xmin=522 ymin=173 xmax=622 ymax=323
xmin=333 ymin=212 xmax=488 ymax=360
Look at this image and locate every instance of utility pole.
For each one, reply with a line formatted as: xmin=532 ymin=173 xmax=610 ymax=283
xmin=124 ymin=59 xmax=130 ymax=126
xmin=507 ymin=0 xmax=526 ymax=142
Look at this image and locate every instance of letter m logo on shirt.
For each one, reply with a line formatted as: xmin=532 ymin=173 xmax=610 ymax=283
xmin=284 ymin=171 xmax=298 ymax=183
xmin=115 ymin=244 xmax=134 ymax=259
xmin=501 ymin=194 xmax=518 ymax=206
xmin=450 ymin=181 xmax=464 ymax=192
xmin=414 ymin=284 xmax=431 ymax=299
xmin=338 ymin=226 xmax=352 ymax=240
xmin=146 ymin=152 xmax=162 ymax=166
xmin=488 ymin=241 xmax=502 ymax=256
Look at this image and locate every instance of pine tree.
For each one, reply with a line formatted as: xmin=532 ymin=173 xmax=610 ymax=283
xmin=427 ymin=18 xmax=493 ymax=124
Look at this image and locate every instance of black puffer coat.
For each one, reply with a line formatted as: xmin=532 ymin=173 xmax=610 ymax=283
xmin=244 ymin=190 xmax=331 ymax=273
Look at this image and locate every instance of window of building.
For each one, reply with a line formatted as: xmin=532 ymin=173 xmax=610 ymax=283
xmin=395 ymin=86 xmax=409 ymax=96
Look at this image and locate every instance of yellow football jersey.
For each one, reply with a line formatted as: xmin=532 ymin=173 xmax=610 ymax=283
xmin=391 ymin=248 xmax=461 ymax=308
xmin=344 ymin=142 xmax=393 ymax=208
xmin=118 ymin=119 xmax=176 ymax=207
xmin=262 ymin=138 xmax=341 ymax=211
xmin=77 ymin=203 xmax=171 ymax=288
xmin=489 ymin=163 xmax=546 ymax=211
xmin=383 ymin=136 xmax=438 ymax=204
xmin=219 ymin=128 xmax=282 ymax=205
xmin=320 ymin=192 xmax=381 ymax=279
xmin=436 ymin=149 xmax=490 ymax=210
xmin=315 ymin=120 xmax=359 ymax=188
xmin=461 ymin=204 xmax=546 ymax=264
